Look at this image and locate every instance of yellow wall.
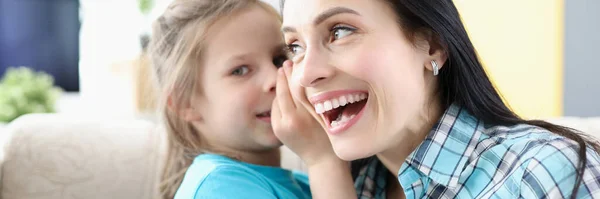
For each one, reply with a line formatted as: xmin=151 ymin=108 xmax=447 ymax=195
xmin=454 ymin=0 xmax=564 ymax=119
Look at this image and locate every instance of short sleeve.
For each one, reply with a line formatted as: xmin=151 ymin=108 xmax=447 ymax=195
xmin=292 ymin=171 xmax=312 ymax=196
xmin=194 ymin=166 xmax=278 ymax=199
xmin=173 ymin=164 xmax=279 ymax=199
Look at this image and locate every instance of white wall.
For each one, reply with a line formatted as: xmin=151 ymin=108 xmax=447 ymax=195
xmin=262 ymin=0 xmax=281 ymax=12
xmin=564 ymin=0 xmax=600 ymax=117
xmin=79 ymin=0 xmax=143 ymax=117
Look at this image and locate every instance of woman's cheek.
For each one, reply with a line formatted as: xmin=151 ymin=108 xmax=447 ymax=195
xmin=334 ymin=45 xmax=386 ymax=83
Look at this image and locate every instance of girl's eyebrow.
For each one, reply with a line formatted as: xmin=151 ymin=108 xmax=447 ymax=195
xmin=224 ymin=53 xmax=252 ymax=66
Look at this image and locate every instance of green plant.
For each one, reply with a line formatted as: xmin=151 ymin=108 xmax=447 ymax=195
xmin=138 ymin=0 xmax=154 ymax=15
xmin=0 ymin=67 xmax=62 ymax=123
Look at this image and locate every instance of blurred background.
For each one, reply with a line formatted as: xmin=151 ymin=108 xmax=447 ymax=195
xmin=0 ymin=0 xmax=598 ymax=123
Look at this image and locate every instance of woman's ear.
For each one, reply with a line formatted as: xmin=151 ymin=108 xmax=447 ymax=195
xmin=419 ymin=30 xmax=448 ymax=72
xmin=167 ymin=94 xmax=203 ymax=122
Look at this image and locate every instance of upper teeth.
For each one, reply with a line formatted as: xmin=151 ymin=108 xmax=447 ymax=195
xmin=314 ymin=93 xmax=367 ymax=114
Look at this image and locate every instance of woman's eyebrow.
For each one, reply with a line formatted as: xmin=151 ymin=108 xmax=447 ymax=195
xmin=281 ymin=6 xmax=361 ymax=34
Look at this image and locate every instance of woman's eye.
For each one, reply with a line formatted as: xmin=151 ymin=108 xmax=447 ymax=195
xmin=273 ymin=55 xmax=288 ymax=68
xmin=231 ymin=66 xmax=249 ymax=76
xmin=331 ymin=25 xmax=356 ymax=41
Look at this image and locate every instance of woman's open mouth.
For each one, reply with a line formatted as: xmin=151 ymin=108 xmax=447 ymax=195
xmin=310 ymin=91 xmax=368 ymax=135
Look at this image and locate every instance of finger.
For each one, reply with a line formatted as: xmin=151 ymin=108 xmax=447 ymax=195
xmin=282 ymin=61 xmax=304 ymax=108
xmin=271 ymin=96 xmax=282 ymax=131
xmin=284 ymin=61 xmax=317 ymax=118
xmin=276 ymin=67 xmax=296 ymax=113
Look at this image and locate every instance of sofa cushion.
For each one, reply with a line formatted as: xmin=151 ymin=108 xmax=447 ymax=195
xmin=1 ymin=114 xmax=165 ymax=199
xmin=546 ymin=117 xmax=600 ymax=139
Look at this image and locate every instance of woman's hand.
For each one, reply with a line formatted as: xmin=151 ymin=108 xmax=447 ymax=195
xmin=271 ymin=60 xmax=337 ymax=166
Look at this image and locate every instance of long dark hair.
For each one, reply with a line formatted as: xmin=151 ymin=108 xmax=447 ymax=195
xmin=281 ymin=0 xmax=599 ymax=198
xmin=352 ymin=0 xmax=600 ymax=198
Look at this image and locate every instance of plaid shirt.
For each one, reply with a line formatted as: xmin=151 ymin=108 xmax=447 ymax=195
xmin=355 ymin=104 xmax=600 ymax=198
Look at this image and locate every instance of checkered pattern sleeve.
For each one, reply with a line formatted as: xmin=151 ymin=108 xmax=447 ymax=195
xmin=520 ymin=139 xmax=600 ymax=198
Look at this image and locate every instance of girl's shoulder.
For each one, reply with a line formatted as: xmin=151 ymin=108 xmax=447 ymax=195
xmin=175 ymin=154 xmax=275 ymax=199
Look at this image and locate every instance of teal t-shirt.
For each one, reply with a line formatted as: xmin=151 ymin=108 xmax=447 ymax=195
xmin=174 ymin=154 xmax=311 ymax=199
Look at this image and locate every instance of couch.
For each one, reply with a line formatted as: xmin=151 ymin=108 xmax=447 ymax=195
xmin=0 ymin=114 xmax=598 ymax=199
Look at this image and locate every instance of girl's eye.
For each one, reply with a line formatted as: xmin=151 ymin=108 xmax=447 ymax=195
xmin=331 ymin=25 xmax=356 ymax=42
xmin=231 ymin=66 xmax=249 ymax=76
xmin=287 ymin=43 xmax=305 ymax=56
xmin=273 ymin=55 xmax=288 ymax=68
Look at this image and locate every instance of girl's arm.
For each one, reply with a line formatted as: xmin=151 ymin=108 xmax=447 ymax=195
xmin=307 ymin=158 xmax=356 ymax=199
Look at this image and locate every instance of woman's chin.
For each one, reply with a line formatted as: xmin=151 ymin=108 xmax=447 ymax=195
xmin=331 ymin=140 xmax=377 ymax=161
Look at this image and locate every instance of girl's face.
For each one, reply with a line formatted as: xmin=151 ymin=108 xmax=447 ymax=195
xmin=187 ymin=5 xmax=287 ymax=154
xmin=282 ymin=0 xmax=446 ymax=160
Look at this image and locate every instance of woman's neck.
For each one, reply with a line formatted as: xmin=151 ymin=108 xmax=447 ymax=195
xmin=377 ymin=138 xmax=422 ymax=176
xmin=377 ymin=100 xmax=443 ymax=175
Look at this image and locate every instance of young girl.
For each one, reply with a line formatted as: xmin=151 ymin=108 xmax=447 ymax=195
xmin=148 ymin=0 xmax=310 ymax=198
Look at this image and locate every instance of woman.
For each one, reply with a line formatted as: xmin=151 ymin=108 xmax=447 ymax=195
xmin=271 ymin=0 xmax=600 ymax=198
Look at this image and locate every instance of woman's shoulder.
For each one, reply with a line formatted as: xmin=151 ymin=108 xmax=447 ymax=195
xmin=482 ymin=123 xmax=600 ymax=180
xmin=508 ymin=129 xmax=600 ymax=198
xmin=175 ymin=154 xmax=275 ymax=199
xmin=509 ymin=129 xmax=600 ymax=168
xmin=475 ymin=123 xmax=600 ymax=197
xmin=483 ymin=123 xmax=557 ymax=141
xmin=483 ymin=122 xmax=598 ymax=159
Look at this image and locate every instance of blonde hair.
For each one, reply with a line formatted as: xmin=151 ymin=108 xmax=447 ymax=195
xmin=148 ymin=0 xmax=281 ymax=198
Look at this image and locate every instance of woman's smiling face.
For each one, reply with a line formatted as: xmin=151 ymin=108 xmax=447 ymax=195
xmin=282 ymin=0 xmax=445 ymax=160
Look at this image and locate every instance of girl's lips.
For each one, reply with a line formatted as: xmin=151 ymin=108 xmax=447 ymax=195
xmin=257 ymin=117 xmax=271 ymax=123
xmin=256 ymin=111 xmax=271 ymax=123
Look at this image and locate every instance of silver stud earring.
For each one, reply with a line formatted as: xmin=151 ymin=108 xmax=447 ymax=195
xmin=431 ymin=60 xmax=439 ymax=76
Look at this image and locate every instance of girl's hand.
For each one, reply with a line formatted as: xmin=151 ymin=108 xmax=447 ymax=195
xmin=272 ymin=60 xmax=357 ymax=199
